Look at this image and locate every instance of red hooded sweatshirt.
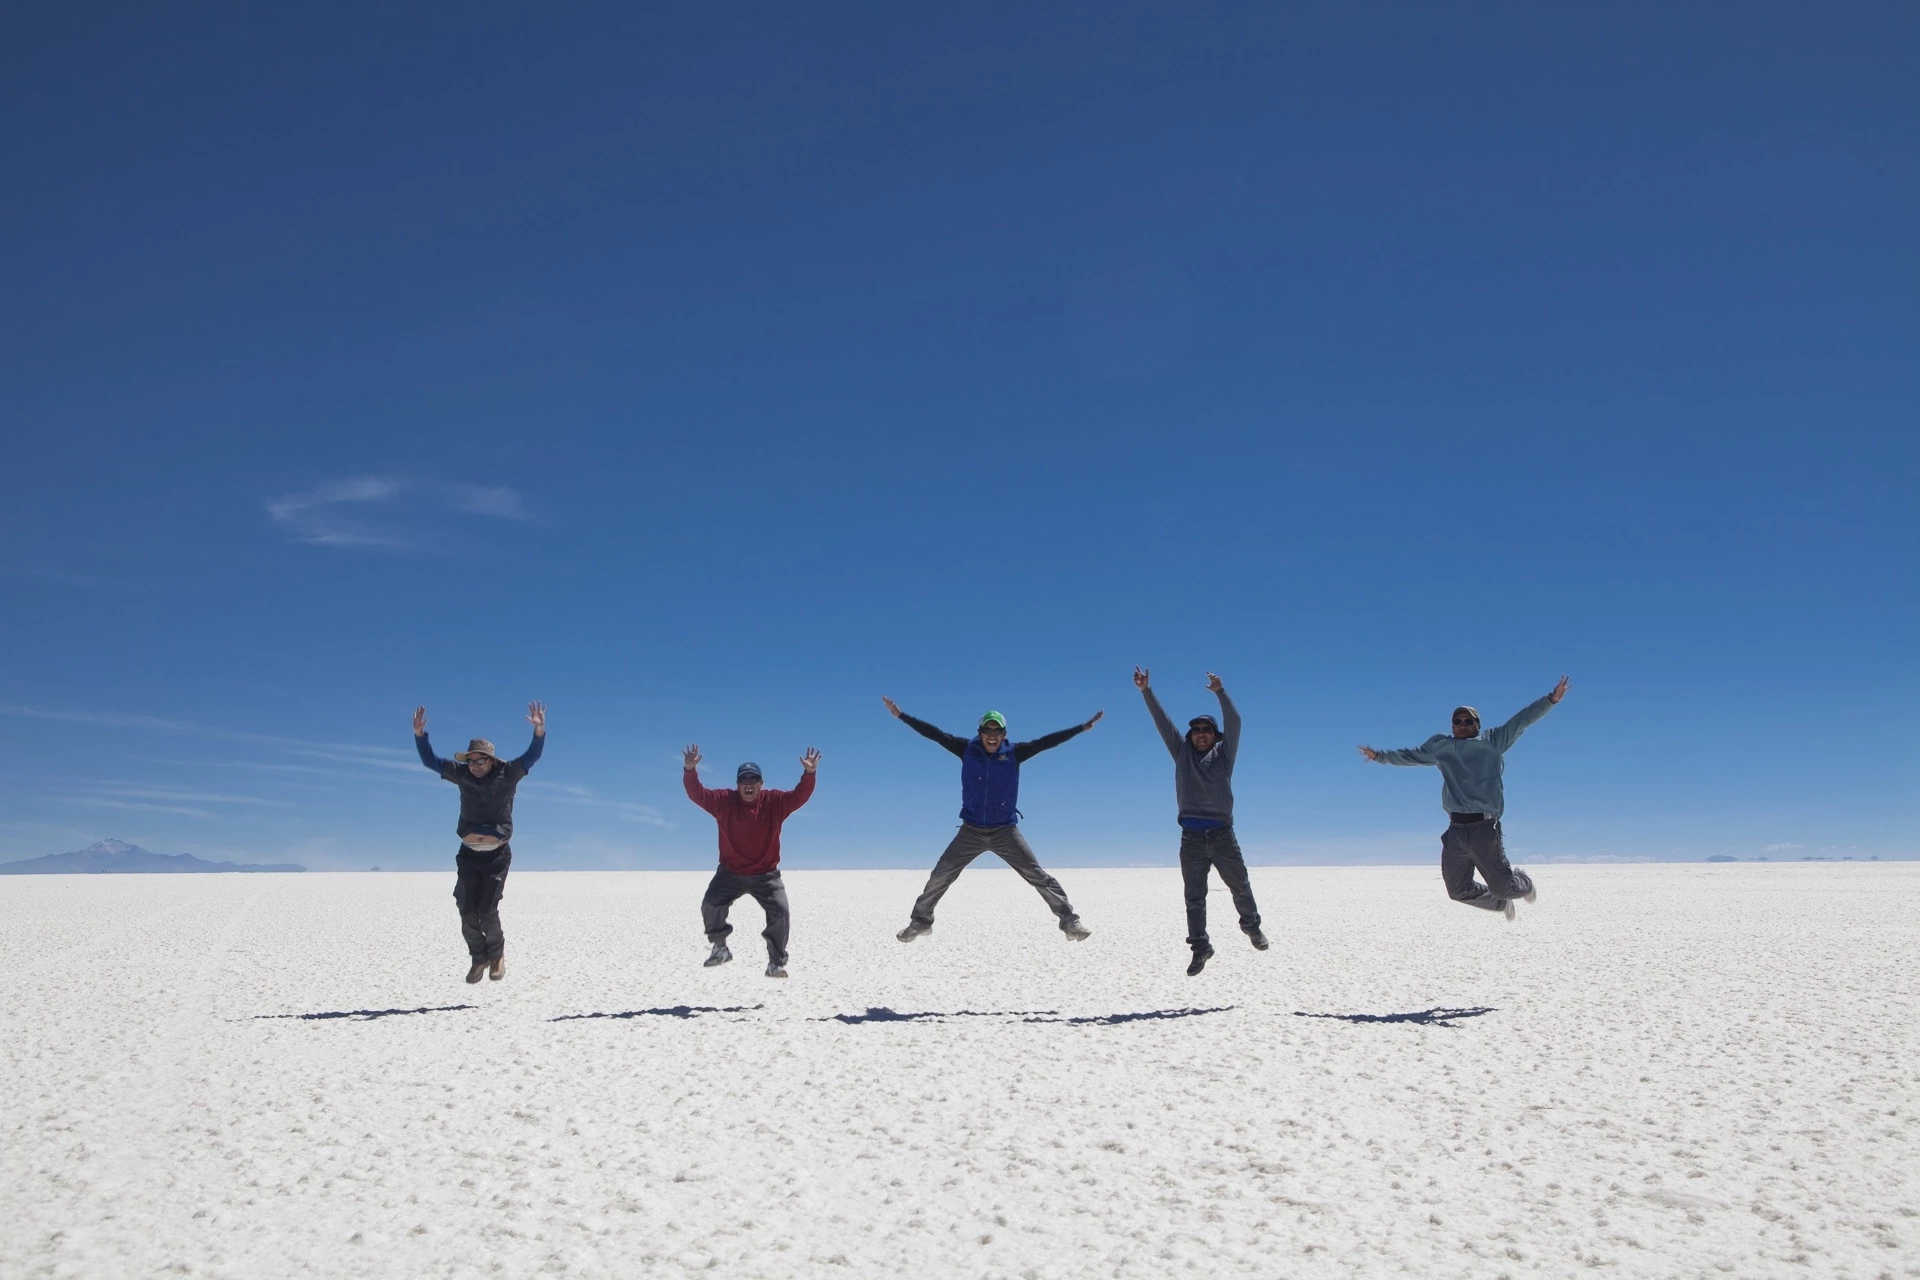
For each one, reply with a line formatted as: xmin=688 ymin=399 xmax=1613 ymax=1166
xmin=683 ymin=768 xmax=816 ymax=876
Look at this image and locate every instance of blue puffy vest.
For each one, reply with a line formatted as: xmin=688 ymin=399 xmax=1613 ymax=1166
xmin=959 ymin=735 xmax=1020 ymax=827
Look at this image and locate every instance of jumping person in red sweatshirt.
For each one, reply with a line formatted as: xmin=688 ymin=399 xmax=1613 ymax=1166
xmin=682 ymin=744 xmax=820 ymax=978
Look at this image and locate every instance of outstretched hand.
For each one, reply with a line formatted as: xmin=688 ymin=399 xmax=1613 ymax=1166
xmin=1132 ymin=666 xmax=1150 ymax=691
xmin=527 ymin=700 xmax=547 ymax=735
xmin=1083 ymin=710 xmax=1105 ymax=730
xmin=880 ymin=696 xmax=902 ymax=718
xmin=682 ymin=744 xmax=702 ymax=771
xmin=412 ymin=705 xmax=427 ymax=737
xmin=800 ymin=747 xmax=821 ymax=773
xmin=1549 ymin=674 xmax=1571 ymax=704
xmin=1357 ymin=745 xmax=1380 ymax=762
xmin=1205 ymin=672 xmax=1224 ymax=693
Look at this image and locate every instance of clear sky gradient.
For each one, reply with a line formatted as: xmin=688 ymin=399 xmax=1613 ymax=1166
xmin=3 ymin=3 xmax=1914 ymax=871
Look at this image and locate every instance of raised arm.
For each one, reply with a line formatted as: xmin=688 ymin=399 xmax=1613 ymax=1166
xmin=1014 ymin=710 xmax=1103 ymax=763
xmin=1486 ymin=679 xmax=1566 ymax=752
xmin=773 ymin=763 xmax=818 ymax=817
xmin=895 ymin=710 xmax=970 ymax=758
xmin=413 ymin=706 xmax=450 ymax=773
xmin=1209 ymin=673 xmax=1242 ymax=760
xmin=681 ymin=745 xmax=726 ymax=816
xmin=1136 ymin=668 xmax=1182 ymax=757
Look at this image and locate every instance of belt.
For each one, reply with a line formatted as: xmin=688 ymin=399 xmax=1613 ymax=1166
xmin=1448 ymin=812 xmax=1492 ymax=824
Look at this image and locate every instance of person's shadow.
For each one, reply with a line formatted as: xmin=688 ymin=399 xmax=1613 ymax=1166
xmin=1292 ymin=1006 xmax=1495 ymax=1028
xmin=253 ymin=1004 xmax=476 ymax=1022
xmin=818 ymin=1006 xmax=1234 ymax=1026
xmin=550 ymin=1004 xmax=763 ymax=1022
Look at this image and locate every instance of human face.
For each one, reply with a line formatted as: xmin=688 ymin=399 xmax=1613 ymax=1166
xmin=978 ymin=725 xmax=1007 ymax=752
xmin=466 ymin=755 xmax=496 ymax=777
xmin=737 ymin=777 xmax=762 ymax=802
xmin=1451 ymin=713 xmax=1480 ymax=740
xmin=1189 ymin=726 xmax=1218 ymax=753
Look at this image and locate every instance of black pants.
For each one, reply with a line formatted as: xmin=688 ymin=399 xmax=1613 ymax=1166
xmin=1440 ymin=818 xmax=1533 ymax=911
xmin=453 ymin=843 xmax=511 ymax=963
xmin=909 ymin=823 xmax=1079 ymax=929
xmin=1178 ymin=825 xmax=1261 ymax=947
xmin=702 ymin=868 xmax=790 ymax=966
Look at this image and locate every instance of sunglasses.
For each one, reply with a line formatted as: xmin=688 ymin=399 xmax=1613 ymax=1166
xmin=1452 ymin=717 xmax=1479 ymax=727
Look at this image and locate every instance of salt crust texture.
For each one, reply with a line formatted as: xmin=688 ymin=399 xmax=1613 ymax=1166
xmin=1 ymin=864 xmax=1914 ymax=1279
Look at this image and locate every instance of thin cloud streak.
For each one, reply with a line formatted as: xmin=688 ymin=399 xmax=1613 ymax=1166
xmin=0 ymin=704 xmax=415 ymax=762
xmin=264 ymin=475 xmax=530 ymax=550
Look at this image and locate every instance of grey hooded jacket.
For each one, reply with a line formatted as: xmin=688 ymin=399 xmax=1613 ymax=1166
xmin=1371 ymin=694 xmax=1556 ymax=818
xmin=1141 ymin=686 xmax=1240 ymax=826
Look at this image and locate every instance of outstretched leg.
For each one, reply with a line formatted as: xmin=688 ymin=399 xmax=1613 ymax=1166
xmin=992 ymin=826 xmax=1083 ymax=930
xmin=909 ymin=825 xmax=991 ymax=926
xmin=746 ymin=871 xmax=791 ymax=968
xmin=1466 ymin=820 xmax=1531 ymax=900
xmin=702 ymin=869 xmax=748 ymax=943
xmin=1206 ymin=829 xmax=1263 ymax=935
xmin=1178 ymin=829 xmax=1213 ymax=946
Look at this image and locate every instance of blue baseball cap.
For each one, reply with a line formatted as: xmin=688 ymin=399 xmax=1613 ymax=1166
xmin=736 ymin=762 xmax=763 ymax=781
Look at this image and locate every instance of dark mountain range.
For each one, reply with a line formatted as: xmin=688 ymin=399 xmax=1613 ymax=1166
xmin=0 ymin=838 xmax=305 ymax=875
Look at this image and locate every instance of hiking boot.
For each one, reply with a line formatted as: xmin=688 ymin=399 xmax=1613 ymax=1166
xmin=703 ymin=941 xmax=733 ymax=967
xmin=465 ymin=961 xmax=487 ymax=984
xmin=766 ymin=962 xmax=788 ymax=979
xmin=1186 ymin=945 xmax=1215 ymax=977
xmin=1245 ymin=928 xmax=1270 ymax=950
xmin=896 ymin=921 xmax=931 ymax=943
xmin=489 ymin=954 xmax=506 ymax=981
xmin=1501 ymin=899 xmax=1517 ymax=922
xmin=1061 ymin=919 xmax=1092 ymax=941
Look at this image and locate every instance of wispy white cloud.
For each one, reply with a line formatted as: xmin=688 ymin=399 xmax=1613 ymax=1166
xmin=264 ymin=475 xmax=530 ymax=550
xmin=83 ymin=783 xmax=292 ymax=808
xmin=0 ymin=704 xmax=416 ymax=763
xmin=56 ymin=797 xmax=218 ymax=818
xmin=522 ymin=780 xmax=674 ymax=828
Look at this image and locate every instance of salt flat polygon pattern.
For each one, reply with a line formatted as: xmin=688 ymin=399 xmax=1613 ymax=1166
xmin=2 ymin=864 xmax=1914 ymax=1278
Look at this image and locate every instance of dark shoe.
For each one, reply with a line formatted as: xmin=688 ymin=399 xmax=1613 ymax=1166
xmin=896 ymin=921 xmax=931 ymax=943
xmin=1061 ymin=918 xmax=1092 ymax=941
xmin=1246 ymin=929 xmax=1270 ymax=951
xmin=465 ymin=962 xmax=487 ymax=984
xmin=766 ymin=962 xmax=788 ymax=979
xmin=703 ymin=941 xmax=733 ymax=967
xmin=1186 ymin=945 xmax=1215 ymax=977
xmin=488 ymin=953 xmax=506 ymax=981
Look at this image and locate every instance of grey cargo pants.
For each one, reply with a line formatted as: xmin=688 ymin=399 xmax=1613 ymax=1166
xmin=1440 ymin=818 xmax=1533 ymax=911
xmin=909 ymin=823 xmax=1081 ymax=930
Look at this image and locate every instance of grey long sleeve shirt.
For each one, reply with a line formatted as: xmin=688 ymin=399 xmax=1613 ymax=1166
xmin=1141 ymin=686 xmax=1240 ymax=826
xmin=1371 ymin=694 xmax=1556 ymax=818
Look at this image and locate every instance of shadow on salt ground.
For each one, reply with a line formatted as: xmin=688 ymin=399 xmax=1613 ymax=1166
xmin=550 ymin=1004 xmax=764 ymax=1022
xmin=252 ymin=1005 xmax=477 ymax=1022
xmin=1292 ymin=1006 xmax=1496 ymax=1028
xmin=820 ymin=1006 xmax=1234 ymax=1026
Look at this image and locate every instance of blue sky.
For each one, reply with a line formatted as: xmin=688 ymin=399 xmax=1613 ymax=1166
xmin=2 ymin=3 xmax=1914 ymax=871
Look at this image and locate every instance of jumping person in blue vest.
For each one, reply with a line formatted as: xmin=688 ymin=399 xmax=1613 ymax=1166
xmin=882 ymin=697 xmax=1101 ymax=942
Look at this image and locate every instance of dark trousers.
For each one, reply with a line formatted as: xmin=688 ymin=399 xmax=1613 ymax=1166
xmin=909 ymin=823 xmax=1080 ymax=929
xmin=1440 ymin=818 xmax=1533 ymax=911
xmin=452 ymin=843 xmax=511 ymax=962
xmin=1178 ymin=826 xmax=1262 ymax=947
xmin=702 ymin=868 xmax=791 ymax=966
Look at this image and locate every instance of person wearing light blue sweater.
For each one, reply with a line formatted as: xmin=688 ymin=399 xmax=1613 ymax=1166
xmin=1359 ymin=676 xmax=1570 ymax=919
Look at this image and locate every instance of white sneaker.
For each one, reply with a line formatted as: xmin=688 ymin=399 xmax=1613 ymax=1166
xmin=1502 ymin=900 xmax=1516 ymax=922
xmin=1523 ymin=885 xmax=1538 ymax=904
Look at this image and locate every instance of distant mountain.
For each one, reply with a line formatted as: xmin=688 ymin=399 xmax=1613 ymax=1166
xmin=0 ymin=838 xmax=305 ymax=875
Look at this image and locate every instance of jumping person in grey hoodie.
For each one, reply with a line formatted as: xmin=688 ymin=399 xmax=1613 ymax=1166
xmin=1135 ymin=668 xmax=1267 ymax=975
xmin=1359 ymin=676 xmax=1570 ymax=920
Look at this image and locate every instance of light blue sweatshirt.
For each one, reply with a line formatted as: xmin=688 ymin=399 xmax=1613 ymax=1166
xmin=1372 ymin=694 xmax=1557 ymax=818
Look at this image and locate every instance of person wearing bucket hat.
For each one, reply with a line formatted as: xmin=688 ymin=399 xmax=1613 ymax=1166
xmin=1134 ymin=668 xmax=1266 ymax=975
xmin=881 ymin=696 xmax=1101 ymax=942
xmin=1358 ymin=675 xmax=1570 ymax=920
xmin=413 ymin=701 xmax=546 ymax=983
xmin=682 ymin=745 xmax=820 ymax=977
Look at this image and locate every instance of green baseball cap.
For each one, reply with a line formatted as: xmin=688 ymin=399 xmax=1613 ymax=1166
xmin=978 ymin=710 xmax=1007 ymax=730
